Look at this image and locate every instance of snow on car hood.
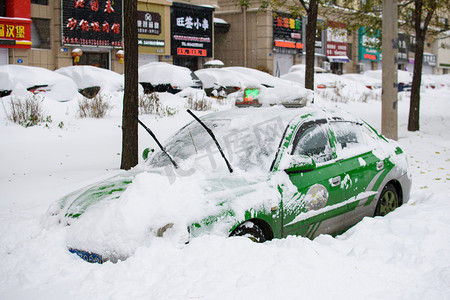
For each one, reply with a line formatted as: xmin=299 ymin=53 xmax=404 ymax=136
xmin=49 ymin=167 xmax=282 ymax=261
xmin=0 ymin=65 xmax=78 ymax=102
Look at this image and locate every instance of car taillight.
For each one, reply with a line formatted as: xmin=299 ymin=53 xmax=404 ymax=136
xmin=317 ymin=84 xmax=326 ymax=89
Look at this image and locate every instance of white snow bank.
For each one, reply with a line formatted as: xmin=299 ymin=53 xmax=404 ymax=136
xmin=139 ymin=62 xmax=200 ymax=88
xmin=0 ymin=65 xmax=78 ymax=102
xmin=55 ymin=65 xmax=124 ymax=92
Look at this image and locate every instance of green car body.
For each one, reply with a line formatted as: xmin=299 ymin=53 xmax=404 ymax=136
xmin=47 ymin=106 xmax=411 ymax=262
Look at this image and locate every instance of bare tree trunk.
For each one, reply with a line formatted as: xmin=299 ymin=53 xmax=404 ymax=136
xmin=408 ymin=0 xmax=436 ymax=132
xmin=120 ymin=0 xmax=139 ymax=170
xmin=408 ymin=31 xmax=424 ymax=132
xmin=304 ymin=0 xmax=318 ymax=91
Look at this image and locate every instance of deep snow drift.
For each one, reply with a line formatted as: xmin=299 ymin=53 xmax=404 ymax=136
xmin=0 ymin=72 xmax=449 ymax=299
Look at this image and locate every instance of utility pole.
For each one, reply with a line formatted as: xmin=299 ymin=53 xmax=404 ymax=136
xmin=381 ymin=0 xmax=398 ymax=140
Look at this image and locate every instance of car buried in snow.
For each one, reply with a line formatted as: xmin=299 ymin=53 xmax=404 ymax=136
xmin=45 ymin=106 xmax=411 ymax=263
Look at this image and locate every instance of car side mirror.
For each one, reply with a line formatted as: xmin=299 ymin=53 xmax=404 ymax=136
xmin=142 ymin=148 xmax=154 ymax=160
xmin=284 ymin=155 xmax=316 ymax=174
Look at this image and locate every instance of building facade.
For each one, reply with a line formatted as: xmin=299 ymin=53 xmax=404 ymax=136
xmin=0 ymin=0 xmax=448 ymax=76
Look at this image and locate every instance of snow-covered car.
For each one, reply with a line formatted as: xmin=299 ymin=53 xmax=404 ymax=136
xmin=282 ymin=72 xmax=373 ymax=102
xmin=195 ymin=68 xmax=251 ymax=98
xmin=222 ymin=67 xmax=313 ymax=106
xmin=282 ymin=71 xmax=338 ymax=89
xmin=55 ymin=65 xmax=124 ymax=98
xmin=139 ymin=62 xmax=203 ymax=94
xmin=288 ymin=64 xmax=329 ymax=74
xmin=0 ymin=65 xmax=78 ymax=102
xmin=46 ymin=106 xmax=411 ymax=263
xmin=364 ymin=70 xmax=413 ymax=91
xmin=196 ymin=67 xmax=312 ymax=106
xmin=341 ymin=73 xmax=382 ymax=90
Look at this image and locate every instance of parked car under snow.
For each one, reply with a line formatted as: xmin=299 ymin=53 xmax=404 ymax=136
xmin=196 ymin=66 xmax=312 ymax=106
xmin=45 ymin=105 xmax=411 ymax=264
xmin=139 ymin=62 xmax=203 ymax=94
xmin=0 ymin=65 xmax=78 ymax=102
xmin=55 ymin=65 xmax=124 ymax=98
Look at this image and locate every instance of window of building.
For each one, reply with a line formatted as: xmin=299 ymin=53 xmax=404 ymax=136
xmin=75 ymin=52 xmax=109 ymax=69
xmin=31 ymin=18 xmax=51 ymax=49
xmin=31 ymin=0 xmax=48 ymax=5
xmin=0 ymin=0 xmax=6 ymax=17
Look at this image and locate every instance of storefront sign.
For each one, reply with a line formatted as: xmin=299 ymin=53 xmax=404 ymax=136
xmin=0 ymin=17 xmax=32 ymax=49
xmin=273 ymin=13 xmax=303 ymax=54
xmin=423 ymin=53 xmax=437 ymax=66
xmin=326 ymin=21 xmax=347 ymax=58
xmin=137 ymin=11 xmax=161 ymax=35
xmin=358 ymin=27 xmax=380 ymax=61
xmin=138 ymin=39 xmax=164 ymax=47
xmin=171 ymin=2 xmax=213 ymax=57
xmin=62 ymin=0 xmax=123 ymax=48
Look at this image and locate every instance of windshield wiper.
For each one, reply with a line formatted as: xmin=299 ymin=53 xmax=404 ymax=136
xmin=186 ymin=109 xmax=233 ymax=173
xmin=133 ymin=115 xmax=178 ymax=169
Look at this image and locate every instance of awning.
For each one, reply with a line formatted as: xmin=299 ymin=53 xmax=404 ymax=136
xmin=328 ymin=56 xmax=350 ymax=63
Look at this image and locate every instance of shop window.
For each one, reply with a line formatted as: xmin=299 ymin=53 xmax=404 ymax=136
xmin=31 ymin=0 xmax=48 ymax=4
xmin=75 ymin=52 xmax=109 ymax=69
xmin=174 ymin=57 xmax=198 ymax=72
xmin=31 ymin=18 xmax=51 ymax=49
xmin=0 ymin=0 xmax=5 ymax=17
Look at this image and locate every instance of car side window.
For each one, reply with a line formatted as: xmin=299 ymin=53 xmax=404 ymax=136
xmin=292 ymin=121 xmax=333 ymax=163
xmin=330 ymin=121 xmax=368 ymax=154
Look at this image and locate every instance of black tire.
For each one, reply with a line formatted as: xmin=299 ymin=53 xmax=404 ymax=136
xmin=230 ymin=221 xmax=267 ymax=243
xmin=375 ymin=183 xmax=399 ymax=216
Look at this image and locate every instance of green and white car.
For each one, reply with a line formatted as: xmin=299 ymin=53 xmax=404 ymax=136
xmin=46 ymin=106 xmax=411 ymax=263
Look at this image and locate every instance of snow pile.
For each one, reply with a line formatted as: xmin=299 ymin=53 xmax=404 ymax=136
xmin=197 ymin=67 xmax=313 ymax=105
xmin=0 ymin=68 xmax=450 ymax=299
xmin=195 ymin=67 xmax=259 ymax=89
xmin=0 ymin=65 xmax=78 ymax=102
xmin=364 ymin=69 xmax=413 ymax=85
xmin=282 ymin=71 xmax=375 ymax=102
xmin=55 ymin=65 xmax=124 ymax=92
xmin=139 ymin=62 xmax=201 ymax=88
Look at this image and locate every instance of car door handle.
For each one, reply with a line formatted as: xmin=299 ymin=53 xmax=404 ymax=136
xmin=377 ymin=161 xmax=384 ymax=171
xmin=330 ymin=176 xmax=341 ymax=187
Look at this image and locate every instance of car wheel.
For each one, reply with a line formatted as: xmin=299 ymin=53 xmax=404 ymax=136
xmin=231 ymin=221 xmax=267 ymax=243
xmin=375 ymin=183 xmax=399 ymax=216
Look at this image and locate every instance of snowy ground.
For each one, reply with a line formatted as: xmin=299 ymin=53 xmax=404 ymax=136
xmin=1 ymin=85 xmax=449 ymax=299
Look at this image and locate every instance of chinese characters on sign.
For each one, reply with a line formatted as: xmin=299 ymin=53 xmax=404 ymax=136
xmin=62 ymin=0 xmax=123 ymax=47
xmin=0 ymin=18 xmax=32 ymax=49
xmin=0 ymin=24 xmax=25 ymax=38
xmin=273 ymin=13 xmax=303 ymax=54
xmin=171 ymin=3 xmax=213 ymax=57
xmin=137 ymin=11 xmax=161 ymax=35
xmin=358 ymin=27 xmax=380 ymax=61
xmin=326 ymin=22 xmax=348 ymax=57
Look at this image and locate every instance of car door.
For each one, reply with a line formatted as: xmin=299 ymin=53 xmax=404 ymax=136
xmin=328 ymin=120 xmax=384 ymax=227
xmin=282 ymin=119 xmax=348 ymax=239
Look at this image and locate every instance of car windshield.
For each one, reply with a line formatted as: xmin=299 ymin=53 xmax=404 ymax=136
xmin=148 ymin=117 xmax=284 ymax=173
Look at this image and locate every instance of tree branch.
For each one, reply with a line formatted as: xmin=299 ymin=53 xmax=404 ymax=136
xmin=298 ymin=0 xmax=308 ymax=11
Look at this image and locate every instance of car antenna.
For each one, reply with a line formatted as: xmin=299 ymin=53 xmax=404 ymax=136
xmin=132 ymin=115 xmax=178 ymax=169
xmin=186 ymin=109 xmax=233 ymax=173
